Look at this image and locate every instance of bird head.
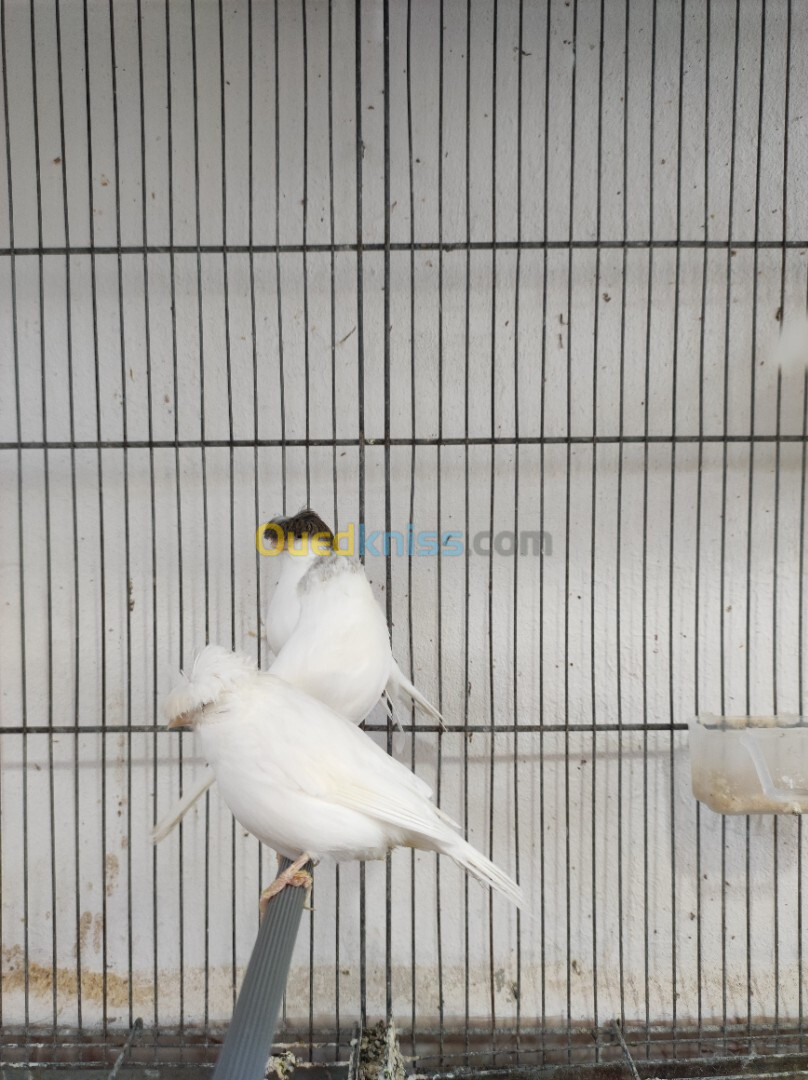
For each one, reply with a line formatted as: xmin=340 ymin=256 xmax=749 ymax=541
xmin=262 ymin=507 xmax=335 ymax=558
xmin=164 ymin=645 xmax=257 ymax=729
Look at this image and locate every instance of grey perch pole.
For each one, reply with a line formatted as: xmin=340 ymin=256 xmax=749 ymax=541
xmin=213 ymin=857 xmax=312 ymax=1080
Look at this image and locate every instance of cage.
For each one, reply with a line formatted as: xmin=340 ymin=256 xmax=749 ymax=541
xmin=1 ymin=0 xmax=808 ymax=1076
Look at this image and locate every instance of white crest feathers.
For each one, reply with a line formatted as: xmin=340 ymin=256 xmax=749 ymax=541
xmin=163 ymin=645 xmax=257 ymax=727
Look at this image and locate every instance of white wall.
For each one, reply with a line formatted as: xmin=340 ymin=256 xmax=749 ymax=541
xmin=1 ymin=0 xmax=808 ymax=1043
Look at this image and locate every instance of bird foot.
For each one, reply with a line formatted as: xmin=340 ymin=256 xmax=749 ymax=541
xmin=259 ymin=854 xmax=313 ymax=920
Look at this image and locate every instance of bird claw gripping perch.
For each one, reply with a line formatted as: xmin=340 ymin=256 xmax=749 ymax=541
xmin=259 ymin=852 xmax=315 ymax=921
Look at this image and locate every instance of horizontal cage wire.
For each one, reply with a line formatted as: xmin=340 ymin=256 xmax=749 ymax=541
xmin=1 ymin=0 xmax=808 ymax=1076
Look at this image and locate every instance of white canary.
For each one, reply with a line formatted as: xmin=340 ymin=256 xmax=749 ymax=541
xmin=265 ymin=509 xmax=443 ymax=725
xmin=151 ymin=508 xmax=442 ymax=843
xmin=164 ymin=645 xmax=524 ymax=910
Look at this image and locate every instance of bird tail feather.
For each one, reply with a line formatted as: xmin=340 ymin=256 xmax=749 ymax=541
xmin=388 ymin=664 xmax=445 ymax=728
xmin=151 ymin=768 xmax=215 ymax=844
xmin=447 ymin=835 xmax=525 ymax=910
xmin=381 ymin=691 xmax=405 ymax=734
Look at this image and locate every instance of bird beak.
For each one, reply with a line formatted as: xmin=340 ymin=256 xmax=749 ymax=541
xmin=167 ymin=713 xmax=195 ymax=731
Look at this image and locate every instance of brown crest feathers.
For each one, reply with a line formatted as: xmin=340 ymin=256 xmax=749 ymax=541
xmin=264 ymin=507 xmax=334 ymax=543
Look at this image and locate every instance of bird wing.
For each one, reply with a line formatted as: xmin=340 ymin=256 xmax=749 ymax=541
xmin=247 ymin=673 xmax=451 ymax=843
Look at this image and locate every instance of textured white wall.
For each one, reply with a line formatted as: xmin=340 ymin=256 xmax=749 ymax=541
xmin=1 ymin=0 xmax=808 ymax=1042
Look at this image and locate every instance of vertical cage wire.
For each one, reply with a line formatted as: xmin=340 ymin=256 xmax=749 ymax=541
xmin=0 ymin=0 xmax=807 ymax=1073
